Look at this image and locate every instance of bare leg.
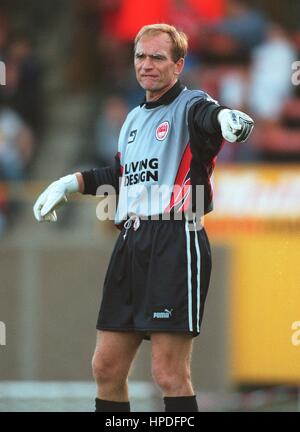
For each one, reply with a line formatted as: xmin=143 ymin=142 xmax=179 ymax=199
xmin=92 ymin=330 xmax=143 ymax=401
xmin=151 ymin=332 xmax=194 ymax=396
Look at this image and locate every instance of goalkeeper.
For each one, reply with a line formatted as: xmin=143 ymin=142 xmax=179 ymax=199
xmin=33 ymin=23 xmax=253 ymax=412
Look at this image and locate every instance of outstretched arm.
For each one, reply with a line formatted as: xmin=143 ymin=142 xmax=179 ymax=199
xmin=190 ymin=98 xmax=254 ymax=143
xmin=33 ymin=154 xmax=121 ymax=223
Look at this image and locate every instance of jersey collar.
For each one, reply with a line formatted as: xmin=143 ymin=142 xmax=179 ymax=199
xmin=140 ymin=80 xmax=185 ymax=109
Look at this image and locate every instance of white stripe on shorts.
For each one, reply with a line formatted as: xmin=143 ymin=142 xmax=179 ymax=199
xmin=193 ymin=220 xmax=201 ymax=333
xmin=185 ymin=219 xmax=193 ymax=331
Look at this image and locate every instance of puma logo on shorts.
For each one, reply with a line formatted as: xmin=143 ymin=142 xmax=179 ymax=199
xmin=153 ymin=309 xmax=173 ymax=319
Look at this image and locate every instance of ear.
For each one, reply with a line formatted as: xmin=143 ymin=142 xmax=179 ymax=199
xmin=174 ymin=57 xmax=185 ymax=76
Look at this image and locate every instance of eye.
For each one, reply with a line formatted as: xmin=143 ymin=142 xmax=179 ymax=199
xmin=152 ymin=54 xmax=165 ymax=61
xmin=135 ymin=53 xmax=145 ymax=60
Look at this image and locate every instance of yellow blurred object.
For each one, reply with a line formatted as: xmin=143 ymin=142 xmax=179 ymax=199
xmin=229 ymin=233 xmax=300 ymax=384
xmin=206 ymin=165 xmax=300 ymax=385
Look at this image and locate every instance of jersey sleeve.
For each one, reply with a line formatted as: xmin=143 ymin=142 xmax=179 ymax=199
xmin=188 ymin=95 xmax=226 ymax=137
xmin=187 ymin=95 xmax=228 ymax=160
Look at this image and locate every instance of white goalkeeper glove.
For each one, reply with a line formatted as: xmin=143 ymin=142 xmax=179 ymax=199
xmin=33 ymin=174 xmax=79 ymax=222
xmin=218 ymin=109 xmax=254 ymax=143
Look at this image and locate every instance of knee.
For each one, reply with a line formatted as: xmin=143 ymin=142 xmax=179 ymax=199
xmin=92 ymin=353 xmax=126 ymax=385
xmin=152 ymin=363 xmax=191 ymax=393
xmin=91 ymin=353 xmax=110 ymax=383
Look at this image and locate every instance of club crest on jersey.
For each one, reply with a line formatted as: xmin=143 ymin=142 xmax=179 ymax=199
xmin=156 ymin=121 xmax=170 ymax=141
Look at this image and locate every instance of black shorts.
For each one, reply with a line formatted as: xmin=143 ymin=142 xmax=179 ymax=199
xmin=96 ymin=217 xmax=212 ymax=340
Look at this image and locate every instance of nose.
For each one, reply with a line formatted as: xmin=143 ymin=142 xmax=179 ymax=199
xmin=142 ymin=56 xmax=154 ymax=70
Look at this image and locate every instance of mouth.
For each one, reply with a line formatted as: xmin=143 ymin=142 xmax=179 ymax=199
xmin=140 ymin=75 xmax=158 ymax=79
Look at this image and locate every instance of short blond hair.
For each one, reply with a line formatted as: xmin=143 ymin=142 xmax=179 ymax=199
xmin=134 ymin=23 xmax=188 ymax=62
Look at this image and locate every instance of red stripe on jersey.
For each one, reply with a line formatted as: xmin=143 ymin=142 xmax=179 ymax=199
xmin=164 ymin=143 xmax=192 ymax=213
xmin=116 ymin=152 xmax=124 ymax=175
xmin=177 ymin=178 xmax=191 ymax=212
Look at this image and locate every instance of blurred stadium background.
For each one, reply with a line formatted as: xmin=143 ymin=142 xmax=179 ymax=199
xmin=0 ymin=0 xmax=300 ymax=412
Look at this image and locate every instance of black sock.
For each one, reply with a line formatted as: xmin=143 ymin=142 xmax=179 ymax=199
xmin=164 ymin=395 xmax=199 ymax=412
xmin=95 ymin=398 xmax=130 ymax=412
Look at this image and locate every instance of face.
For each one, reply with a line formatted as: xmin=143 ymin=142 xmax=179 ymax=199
xmin=134 ymin=32 xmax=184 ymax=101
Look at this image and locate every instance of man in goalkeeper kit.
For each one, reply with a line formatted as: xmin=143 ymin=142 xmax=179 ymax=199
xmin=33 ymin=24 xmax=254 ymax=412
